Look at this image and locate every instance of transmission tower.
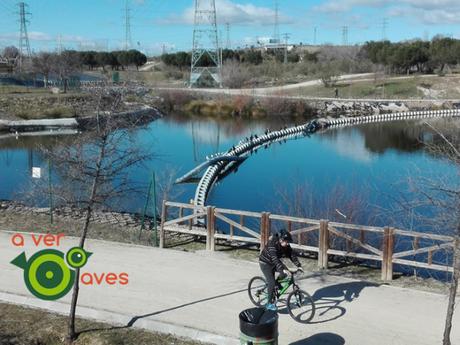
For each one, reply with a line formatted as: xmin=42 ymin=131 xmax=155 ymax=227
xmin=342 ymin=26 xmax=349 ymax=46
xmin=314 ymin=26 xmax=317 ymax=45
xmin=225 ymin=22 xmax=231 ymax=49
xmin=283 ymin=33 xmax=290 ymax=64
xmin=273 ymin=0 xmax=280 ymax=43
xmin=124 ymin=0 xmax=132 ymax=50
xmin=18 ymin=2 xmax=31 ymax=68
xmin=190 ymin=0 xmax=222 ymax=88
xmin=56 ymin=34 xmax=63 ymax=54
xmin=381 ymin=18 xmax=388 ymax=41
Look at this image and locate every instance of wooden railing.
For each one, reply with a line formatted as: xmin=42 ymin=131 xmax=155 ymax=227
xmin=159 ymin=201 xmax=455 ymax=281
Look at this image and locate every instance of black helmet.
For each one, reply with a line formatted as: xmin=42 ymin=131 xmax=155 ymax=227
xmin=278 ymin=229 xmax=293 ymax=243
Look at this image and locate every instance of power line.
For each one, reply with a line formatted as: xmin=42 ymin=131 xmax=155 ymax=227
xmin=0 ymin=2 xmax=14 ymax=14
xmin=190 ymin=0 xmax=221 ymax=87
xmin=0 ymin=0 xmax=15 ymax=13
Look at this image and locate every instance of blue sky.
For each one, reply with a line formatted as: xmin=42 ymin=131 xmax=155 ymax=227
xmin=0 ymin=0 xmax=459 ymax=56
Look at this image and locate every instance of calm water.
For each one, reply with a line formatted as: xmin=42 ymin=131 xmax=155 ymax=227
xmin=1 ymin=115 xmax=457 ymax=228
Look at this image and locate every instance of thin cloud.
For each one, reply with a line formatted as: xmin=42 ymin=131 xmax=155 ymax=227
xmin=314 ymin=0 xmax=460 ymax=25
xmin=313 ymin=0 xmax=389 ymax=13
xmin=159 ymin=0 xmax=292 ymax=26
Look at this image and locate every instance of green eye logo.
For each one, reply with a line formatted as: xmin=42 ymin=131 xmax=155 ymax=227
xmin=66 ymin=247 xmax=90 ymax=268
xmin=11 ymin=247 xmax=92 ymax=301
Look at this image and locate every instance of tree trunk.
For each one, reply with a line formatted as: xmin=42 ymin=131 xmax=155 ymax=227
xmin=443 ymin=236 xmax=460 ymax=345
xmin=66 ymin=269 xmax=80 ymax=343
xmin=66 ymin=137 xmax=107 ymax=343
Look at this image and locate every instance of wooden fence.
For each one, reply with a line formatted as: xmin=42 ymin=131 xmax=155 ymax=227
xmin=159 ymin=201 xmax=455 ymax=281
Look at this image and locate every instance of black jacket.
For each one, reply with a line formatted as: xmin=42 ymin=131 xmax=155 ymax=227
xmin=259 ymin=235 xmax=301 ymax=272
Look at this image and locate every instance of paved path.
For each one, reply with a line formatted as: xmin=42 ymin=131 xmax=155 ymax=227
xmin=158 ymin=73 xmax=458 ymax=103
xmin=0 ymin=230 xmax=459 ymax=345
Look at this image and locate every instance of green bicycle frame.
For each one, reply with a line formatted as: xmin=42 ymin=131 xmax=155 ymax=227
xmin=276 ymin=277 xmax=293 ymax=296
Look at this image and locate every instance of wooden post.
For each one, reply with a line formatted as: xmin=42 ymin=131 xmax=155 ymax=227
xmin=159 ymin=200 xmax=168 ymax=248
xmin=178 ymin=207 xmax=183 ymax=224
xmin=266 ymin=212 xmax=271 ymax=250
xmin=346 ymin=230 xmax=352 ymax=252
xmin=260 ymin=212 xmax=270 ymax=252
xmin=259 ymin=213 xmax=265 ymax=252
xmin=381 ymin=227 xmax=394 ymax=281
xmin=206 ymin=206 xmax=215 ymax=251
xmin=318 ymin=220 xmax=329 ymax=269
xmin=413 ymin=236 xmax=419 ymax=250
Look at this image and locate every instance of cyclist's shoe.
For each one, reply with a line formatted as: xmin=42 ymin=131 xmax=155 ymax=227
xmin=265 ymin=303 xmax=278 ymax=312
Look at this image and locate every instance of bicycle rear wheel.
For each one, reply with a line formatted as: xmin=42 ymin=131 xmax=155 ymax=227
xmin=248 ymin=276 xmax=268 ymax=307
xmin=287 ymin=288 xmax=315 ymax=323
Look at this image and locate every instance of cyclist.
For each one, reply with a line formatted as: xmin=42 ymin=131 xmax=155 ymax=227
xmin=259 ymin=229 xmax=303 ymax=311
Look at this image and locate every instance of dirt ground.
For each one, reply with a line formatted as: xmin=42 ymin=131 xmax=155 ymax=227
xmin=0 ymin=302 xmax=205 ymax=345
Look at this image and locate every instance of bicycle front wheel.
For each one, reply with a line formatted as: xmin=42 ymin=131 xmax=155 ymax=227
xmin=248 ymin=276 xmax=268 ymax=307
xmin=287 ymin=289 xmax=315 ymax=323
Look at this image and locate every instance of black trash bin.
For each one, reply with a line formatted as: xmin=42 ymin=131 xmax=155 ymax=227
xmin=239 ymin=307 xmax=278 ymax=345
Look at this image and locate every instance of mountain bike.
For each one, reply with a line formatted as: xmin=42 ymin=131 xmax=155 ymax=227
xmin=247 ymin=269 xmax=316 ymax=323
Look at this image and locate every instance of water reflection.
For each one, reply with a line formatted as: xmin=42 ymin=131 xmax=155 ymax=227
xmin=0 ymin=115 xmax=458 ymax=215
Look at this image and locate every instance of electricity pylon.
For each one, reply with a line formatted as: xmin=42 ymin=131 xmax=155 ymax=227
xmin=18 ymin=2 xmax=31 ymax=69
xmin=190 ymin=0 xmax=222 ymax=88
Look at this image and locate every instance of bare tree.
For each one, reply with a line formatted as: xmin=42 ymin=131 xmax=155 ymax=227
xmin=422 ymin=122 xmax=460 ymax=345
xmin=36 ymin=92 xmax=152 ymax=343
xmin=31 ymin=52 xmax=54 ymax=87
xmin=318 ymin=62 xmax=340 ymax=88
xmin=2 ymin=46 xmax=19 ymax=60
xmin=53 ymin=50 xmax=82 ymax=93
xmin=403 ymin=120 xmax=460 ymax=345
xmin=221 ymin=59 xmax=251 ymax=88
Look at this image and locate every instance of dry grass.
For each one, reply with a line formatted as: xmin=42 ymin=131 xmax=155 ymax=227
xmin=283 ymin=75 xmax=460 ymax=99
xmin=0 ymin=211 xmax=155 ymax=247
xmin=0 ymin=85 xmax=50 ymax=95
xmin=0 ymin=302 xmax=205 ymax=345
xmin=13 ymin=106 xmax=76 ymax=120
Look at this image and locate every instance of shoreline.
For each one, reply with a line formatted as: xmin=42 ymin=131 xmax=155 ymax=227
xmin=153 ymin=88 xmax=460 ymax=118
xmin=0 ymin=106 xmax=164 ymax=135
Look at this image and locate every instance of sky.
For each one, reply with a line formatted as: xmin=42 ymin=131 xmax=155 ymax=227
xmin=0 ymin=0 xmax=459 ymax=56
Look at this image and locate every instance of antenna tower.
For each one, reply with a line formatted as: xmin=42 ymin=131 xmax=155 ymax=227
xmin=273 ymin=0 xmax=280 ymax=43
xmin=225 ymin=22 xmax=231 ymax=49
xmin=382 ymin=18 xmax=388 ymax=41
xmin=124 ymin=0 xmax=132 ymax=50
xmin=18 ymin=2 xmax=31 ymax=67
xmin=342 ymin=26 xmax=349 ymax=46
xmin=283 ymin=33 xmax=290 ymax=64
xmin=190 ymin=0 xmax=221 ymax=87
